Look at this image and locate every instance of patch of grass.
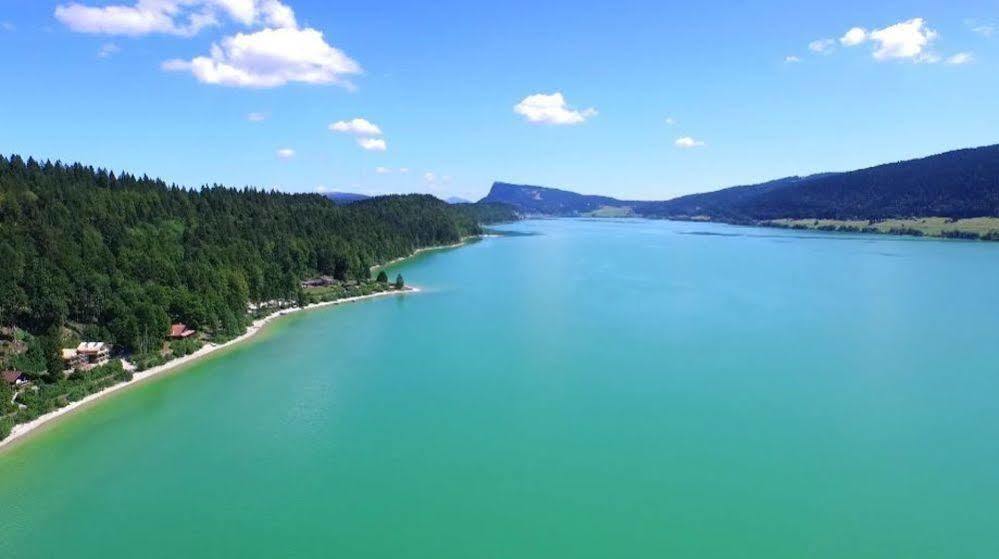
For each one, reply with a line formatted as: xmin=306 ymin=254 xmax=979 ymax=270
xmin=767 ymin=217 xmax=999 ymax=240
xmin=584 ymin=206 xmax=635 ymax=218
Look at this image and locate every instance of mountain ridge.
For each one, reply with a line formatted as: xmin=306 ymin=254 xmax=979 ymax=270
xmin=480 ymin=144 xmax=999 ymax=222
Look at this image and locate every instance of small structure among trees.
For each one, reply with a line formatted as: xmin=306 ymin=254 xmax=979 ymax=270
xmin=169 ymin=323 xmax=197 ymax=340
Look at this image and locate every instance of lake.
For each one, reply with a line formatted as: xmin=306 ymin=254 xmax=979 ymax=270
xmin=2 ymin=218 xmax=999 ymax=558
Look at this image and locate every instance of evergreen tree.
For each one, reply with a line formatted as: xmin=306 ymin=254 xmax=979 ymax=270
xmin=376 ymin=271 xmax=389 ymax=284
xmin=394 ymin=274 xmax=405 ymax=289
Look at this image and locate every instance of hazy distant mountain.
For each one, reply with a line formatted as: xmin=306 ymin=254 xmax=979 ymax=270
xmin=324 ymin=192 xmax=370 ymax=205
xmin=481 ymin=144 xmax=999 ymax=221
xmin=480 ymin=182 xmax=637 ymax=216
xmin=445 ymin=196 xmax=472 ymax=204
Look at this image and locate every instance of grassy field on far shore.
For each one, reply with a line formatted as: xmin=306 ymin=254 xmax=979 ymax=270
xmin=766 ymin=217 xmax=999 ymax=240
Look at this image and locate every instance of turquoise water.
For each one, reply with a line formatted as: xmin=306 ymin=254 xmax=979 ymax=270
xmin=2 ymin=218 xmax=999 ymax=558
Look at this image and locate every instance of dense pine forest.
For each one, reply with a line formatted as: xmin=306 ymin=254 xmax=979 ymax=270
xmin=0 ymin=153 xmax=514 ymax=363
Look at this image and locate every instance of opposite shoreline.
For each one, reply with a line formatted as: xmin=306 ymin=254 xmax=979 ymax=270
xmin=0 ymin=287 xmax=421 ymax=454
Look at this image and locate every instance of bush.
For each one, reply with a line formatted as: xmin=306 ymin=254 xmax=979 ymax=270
xmin=0 ymin=416 xmax=14 ymax=441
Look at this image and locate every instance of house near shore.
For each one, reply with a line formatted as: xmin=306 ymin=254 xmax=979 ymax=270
xmin=63 ymin=342 xmax=111 ymax=371
xmin=2 ymin=370 xmax=28 ymax=386
xmin=300 ymin=276 xmax=336 ymax=289
xmin=169 ymin=323 xmax=196 ymax=339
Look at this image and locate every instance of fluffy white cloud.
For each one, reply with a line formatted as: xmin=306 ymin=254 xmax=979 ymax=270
xmin=98 ymin=43 xmax=121 ymax=58
xmin=675 ymin=137 xmax=705 ymax=149
xmin=329 ymin=118 xmax=382 ymax=136
xmin=665 ymin=116 xmax=677 ymax=125
xmin=946 ymin=52 xmax=973 ymax=65
xmin=808 ymin=38 xmax=835 ymax=54
xmin=163 ymin=26 xmax=361 ymax=88
xmin=514 ymin=92 xmax=597 ymax=125
xmin=398 ymin=167 xmax=410 ymax=174
xmin=54 ymin=0 xmax=295 ymax=37
xmin=423 ymin=172 xmax=436 ymax=183
xmin=247 ymin=112 xmax=267 ymax=121
xmin=784 ymin=55 xmax=801 ymax=63
xmin=375 ymin=166 xmax=391 ymax=174
xmin=840 ymin=27 xmax=868 ymax=46
xmin=276 ymin=147 xmax=295 ymax=159
xmin=869 ymin=18 xmax=938 ymax=61
xmin=357 ymin=138 xmax=386 ymax=151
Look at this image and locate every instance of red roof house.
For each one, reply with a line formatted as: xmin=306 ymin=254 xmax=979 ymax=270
xmin=169 ymin=324 xmax=196 ymax=339
xmin=2 ymin=370 xmax=27 ymax=386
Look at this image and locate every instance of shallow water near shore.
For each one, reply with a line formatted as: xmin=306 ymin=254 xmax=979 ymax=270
xmin=2 ymin=219 xmax=999 ymax=558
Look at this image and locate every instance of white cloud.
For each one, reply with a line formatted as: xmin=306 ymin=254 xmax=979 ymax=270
xmin=946 ymin=52 xmax=973 ymax=65
xmin=808 ymin=38 xmax=835 ymax=54
xmin=375 ymin=166 xmax=391 ymax=174
xmin=398 ymin=167 xmax=410 ymax=174
xmin=784 ymin=55 xmax=801 ymax=63
xmin=329 ymin=118 xmax=382 ymax=136
xmin=163 ymin=26 xmax=361 ymax=88
xmin=54 ymin=0 xmax=296 ymax=37
xmin=423 ymin=172 xmax=436 ymax=183
xmin=314 ymin=185 xmax=329 ymax=193
xmin=357 ymin=138 xmax=386 ymax=151
xmin=247 ymin=112 xmax=267 ymax=122
xmin=868 ymin=18 xmax=938 ymax=61
xmin=972 ymin=24 xmax=994 ymax=37
xmin=840 ymin=27 xmax=868 ymax=46
xmin=1 ymin=21 xmax=15 ymax=32
xmin=276 ymin=147 xmax=295 ymax=159
xmin=675 ymin=137 xmax=705 ymax=149
xmin=514 ymin=92 xmax=597 ymax=125
xmin=665 ymin=116 xmax=677 ymax=125
xmin=97 ymin=43 xmax=121 ymax=58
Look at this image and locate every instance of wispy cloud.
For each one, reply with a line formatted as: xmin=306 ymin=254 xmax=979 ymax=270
xmin=946 ymin=52 xmax=974 ymax=65
xmin=97 ymin=42 xmax=120 ymax=58
xmin=247 ymin=112 xmax=268 ymax=122
xmin=675 ymin=137 xmax=706 ymax=149
xmin=54 ymin=0 xmax=296 ymax=37
xmin=514 ymin=92 xmax=597 ymax=125
xmin=784 ymin=55 xmax=801 ymax=63
xmin=808 ymin=38 xmax=835 ymax=54
xmin=276 ymin=148 xmax=295 ymax=160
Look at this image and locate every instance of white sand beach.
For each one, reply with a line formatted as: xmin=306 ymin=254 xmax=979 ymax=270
xmin=0 ymin=287 xmax=419 ymax=452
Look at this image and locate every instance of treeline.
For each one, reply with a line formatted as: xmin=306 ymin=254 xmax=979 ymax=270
xmin=0 ymin=154 xmax=516 ymax=354
xmin=643 ymin=144 xmax=999 ymax=221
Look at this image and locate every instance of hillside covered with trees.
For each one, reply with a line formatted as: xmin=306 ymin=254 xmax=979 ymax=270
xmin=0 ymin=154 xmax=515 ymax=358
xmin=481 ymin=144 xmax=999 ymax=225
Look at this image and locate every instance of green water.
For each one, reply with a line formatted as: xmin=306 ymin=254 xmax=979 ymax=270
xmin=2 ymin=219 xmax=999 ymax=558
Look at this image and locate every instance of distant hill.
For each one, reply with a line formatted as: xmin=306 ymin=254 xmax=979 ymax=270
xmin=445 ymin=196 xmax=472 ymax=204
xmin=324 ymin=192 xmax=370 ymax=205
xmin=481 ymin=144 xmax=999 ymax=221
xmin=480 ymin=182 xmax=637 ymax=216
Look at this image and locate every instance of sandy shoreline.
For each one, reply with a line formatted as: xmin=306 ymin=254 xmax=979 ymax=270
xmin=0 ymin=287 xmax=420 ymax=453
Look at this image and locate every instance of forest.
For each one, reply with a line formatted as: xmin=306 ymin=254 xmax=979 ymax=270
xmin=0 ymin=154 xmax=515 ymax=365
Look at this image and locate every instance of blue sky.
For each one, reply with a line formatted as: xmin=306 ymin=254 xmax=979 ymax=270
xmin=0 ymin=0 xmax=997 ymax=200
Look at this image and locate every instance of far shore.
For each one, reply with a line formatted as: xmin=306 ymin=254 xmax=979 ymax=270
xmin=0 ymin=286 xmax=420 ymax=453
